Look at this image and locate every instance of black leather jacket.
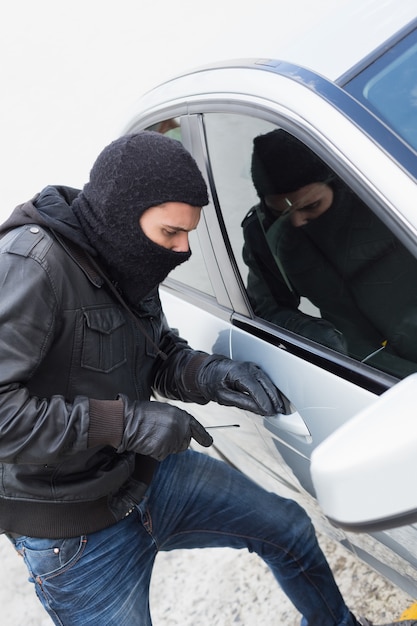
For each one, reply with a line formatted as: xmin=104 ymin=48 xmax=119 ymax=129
xmin=0 ymin=197 xmax=210 ymax=538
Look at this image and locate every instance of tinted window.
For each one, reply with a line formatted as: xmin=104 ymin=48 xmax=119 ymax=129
xmin=204 ymin=112 xmax=417 ymax=379
xmin=346 ymin=27 xmax=417 ymax=152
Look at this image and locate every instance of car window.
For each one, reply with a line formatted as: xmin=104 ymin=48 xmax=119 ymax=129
xmin=203 ymin=112 xmax=417 ymax=380
xmin=146 ymin=118 xmax=182 ymax=142
xmin=146 ymin=118 xmax=215 ymax=297
xmin=345 ymin=27 xmax=417 ymax=152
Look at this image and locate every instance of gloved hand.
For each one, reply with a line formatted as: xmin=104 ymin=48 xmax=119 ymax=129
xmin=275 ymin=311 xmax=347 ymax=353
xmin=118 ymin=396 xmax=213 ymax=461
xmin=195 ymin=356 xmax=285 ymax=416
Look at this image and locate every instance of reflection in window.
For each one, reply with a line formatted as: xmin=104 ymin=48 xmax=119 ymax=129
xmin=147 ymin=118 xmax=182 ymax=142
xmin=204 ymin=113 xmax=417 ymax=379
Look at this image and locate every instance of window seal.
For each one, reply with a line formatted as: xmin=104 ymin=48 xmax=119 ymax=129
xmin=232 ymin=314 xmax=398 ymax=396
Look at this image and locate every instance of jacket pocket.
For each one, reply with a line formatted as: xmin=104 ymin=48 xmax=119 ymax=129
xmin=82 ymin=307 xmax=127 ymax=373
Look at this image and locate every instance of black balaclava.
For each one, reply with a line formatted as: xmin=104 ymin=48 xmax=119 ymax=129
xmin=72 ymin=131 xmax=209 ymax=309
xmin=251 ymin=129 xmax=332 ymax=197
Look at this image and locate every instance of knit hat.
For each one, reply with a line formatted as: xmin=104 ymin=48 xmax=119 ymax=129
xmin=72 ymin=131 xmax=209 ymax=308
xmin=251 ymin=129 xmax=332 ymax=198
xmin=82 ymin=131 xmax=208 ymax=221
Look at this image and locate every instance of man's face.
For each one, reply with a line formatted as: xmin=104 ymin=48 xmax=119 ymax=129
xmin=139 ymin=202 xmax=202 ymax=251
xmin=264 ymin=182 xmax=334 ymax=227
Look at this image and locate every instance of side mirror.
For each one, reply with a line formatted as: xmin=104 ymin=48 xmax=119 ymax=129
xmin=311 ymin=373 xmax=417 ymax=531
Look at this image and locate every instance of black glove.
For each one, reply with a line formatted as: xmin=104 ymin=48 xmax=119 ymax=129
xmin=275 ymin=311 xmax=347 ymax=353
xmin=118 ymin=396 xmax=213 ymax=461
xmin=195 ymin=356 xmax=285 ymax=416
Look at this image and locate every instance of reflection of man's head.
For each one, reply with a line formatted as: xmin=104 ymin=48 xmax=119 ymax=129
xmin=251 ymin=130 xmax=334 ymax=227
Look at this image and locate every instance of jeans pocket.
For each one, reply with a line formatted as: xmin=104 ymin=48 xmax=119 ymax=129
xmin=15 ymin=536 xmax=87 ymax=581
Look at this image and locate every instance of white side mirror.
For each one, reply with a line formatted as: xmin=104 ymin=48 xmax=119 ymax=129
xmin=311 ymin=373 xmax=417 ymax=531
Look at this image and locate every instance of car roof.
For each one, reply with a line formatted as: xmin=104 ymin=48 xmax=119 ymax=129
xmin=124 ymin=0 xmax=417 ymax=170
xmin=137 ymin=0 xmax=416 ymax=96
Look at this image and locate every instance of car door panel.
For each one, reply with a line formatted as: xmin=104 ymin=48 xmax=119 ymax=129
xmin=124 ymin=53 xmax=417 ymax=594
xmin=160 ymin=281 xmax=417 ymax=595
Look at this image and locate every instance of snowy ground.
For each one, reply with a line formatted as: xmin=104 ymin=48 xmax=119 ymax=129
xmin=0 ymin=529 xmax=415 ymax=625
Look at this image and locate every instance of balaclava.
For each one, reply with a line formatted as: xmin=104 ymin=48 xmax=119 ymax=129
xmin=251 ymin=129 xmax=332 ymax=198
xmin=72 ymin=131 xmax=209 ymax=309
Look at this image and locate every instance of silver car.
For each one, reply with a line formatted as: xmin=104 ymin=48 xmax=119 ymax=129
xmin=122 ymin=1 xmax=417 ymax=596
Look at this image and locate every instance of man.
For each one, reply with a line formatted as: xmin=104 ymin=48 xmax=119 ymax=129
xmin=0 ymin=132 xmax=410 ymax=626
xmin=243 ymin=129 xmax=417 ymax=378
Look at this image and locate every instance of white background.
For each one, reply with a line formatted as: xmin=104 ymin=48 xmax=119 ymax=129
xmin=1 ymin=1 xmax=416 ymax=624
xmin=0 ymin=0 xmax=345 ymax=214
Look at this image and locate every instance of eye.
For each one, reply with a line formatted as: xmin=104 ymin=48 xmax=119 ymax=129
xmin=299 ymin=201 xmax=321 ymax=212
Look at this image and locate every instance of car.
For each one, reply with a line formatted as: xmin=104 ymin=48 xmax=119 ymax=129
xmin=121 ymin=0 xmax=417 ymax=596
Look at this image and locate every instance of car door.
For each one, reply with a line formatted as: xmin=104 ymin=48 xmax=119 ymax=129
xmin=192 ymin=105 xmax=417 ymax=594
xmin=197 ymin=107 xmax=417 ymax=483
xmin=123 ymin=61 xmax=417 ymax=594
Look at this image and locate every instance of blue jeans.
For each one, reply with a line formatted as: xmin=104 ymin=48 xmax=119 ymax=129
xmin=9 ymin=450 xmax=357 ymax=626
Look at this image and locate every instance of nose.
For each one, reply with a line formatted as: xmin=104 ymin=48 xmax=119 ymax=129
xmin=290 ymin=210 xmax=309 ymax=228
xmin=173 ymin=232 xmax=190 ymax=252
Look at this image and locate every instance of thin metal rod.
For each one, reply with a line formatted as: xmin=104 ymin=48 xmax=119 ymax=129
xmin=206 ymin=424 xmax=240 ymax=429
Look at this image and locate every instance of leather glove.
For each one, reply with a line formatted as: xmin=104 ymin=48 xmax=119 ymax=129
xmin=118 ymin=396 xmax=213 ymax=461
xmin=195 ymin=356 xmax=285 ymax=416
xmin=275 ymin=311 xmax=347 ymax=353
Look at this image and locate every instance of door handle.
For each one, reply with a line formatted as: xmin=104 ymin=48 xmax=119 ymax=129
xmin=264 ymin=404 xmax=312 ymax=441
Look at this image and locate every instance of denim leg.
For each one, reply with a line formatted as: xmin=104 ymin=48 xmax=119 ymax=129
xmin=10 ymin=449 xmax=357 ymax=626
xmin=139 ymin=450 xmax=356 ymax=626
xmin=12 ymin=512 xmax=157 ymax=626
